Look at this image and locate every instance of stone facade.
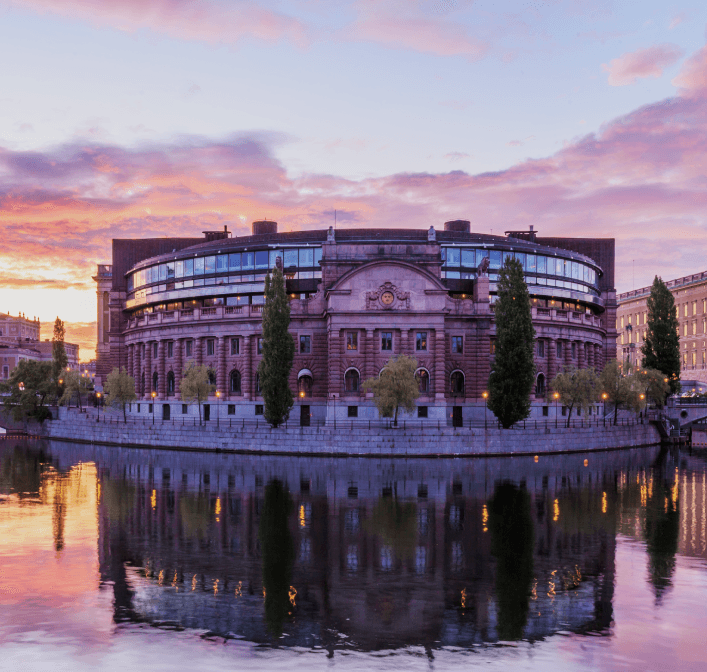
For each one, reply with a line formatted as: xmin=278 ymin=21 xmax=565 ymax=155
xmin=96 ymin=221 xmax=617 ymax=424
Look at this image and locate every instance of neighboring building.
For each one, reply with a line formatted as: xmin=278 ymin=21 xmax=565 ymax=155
xmin=617 ymin=270 xmax=707 ymax=374
xmin=95 ymin=220 xmax=617 ymax=424
xmin=0 ymin=312 xmax=80 ymax=379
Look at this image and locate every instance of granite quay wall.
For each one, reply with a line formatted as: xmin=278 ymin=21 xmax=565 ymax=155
xmin=37 ymin=413 xmax=661 ymax=457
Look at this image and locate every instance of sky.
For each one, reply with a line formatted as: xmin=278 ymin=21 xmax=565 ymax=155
xmin=3 ymin=0 xmax=707 ymax=360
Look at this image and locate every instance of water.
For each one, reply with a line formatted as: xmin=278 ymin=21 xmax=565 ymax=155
xmin=1 ymin=439 xmax=706 ymax=671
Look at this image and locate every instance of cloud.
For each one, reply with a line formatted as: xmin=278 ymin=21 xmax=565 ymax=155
xmin=506 ymin=136 xmax=535 ymax=147
xmin=669 ymin=13 xmax=686 ymax=30
xmin=672 ymin=45 xmax=707 ymax=95
xmin=3 ymin=0 xmax=310 ymax=47
xmin=444 ymin=152 xmax=470 ymax=161
xmin=602 ymin=44 xmax=683 ymax=86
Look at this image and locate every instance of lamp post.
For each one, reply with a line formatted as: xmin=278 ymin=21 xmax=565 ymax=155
xmin=215 ymin=390 xmax=220 ymax=427
xmin=96 ymin=392 xmax=101 ymax=422
xmin=553 ymin=392 xmax=560 ymax=428
xmin=482 ymin=391 xmax=488 ymax=430
xmin=602 ymin=393 xmax=608 ymax=423
xmin=151 ymin=391 xmax=156 ymax=424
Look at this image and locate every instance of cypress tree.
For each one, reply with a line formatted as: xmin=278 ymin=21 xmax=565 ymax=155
xmin=258 ymin=264 xmax=295 ymax=427
xmin=487 ymin=257 xmax=536 ymax=428
xmin=51 ymin=316 xmax=68 ymax=390
xmin=641 ymin=276 xmax=680 ymax=396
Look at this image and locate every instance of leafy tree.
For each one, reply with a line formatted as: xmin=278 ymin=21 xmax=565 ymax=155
xmin=487 ymin=257 xmax=536 ymax=428
xmin=180 ymin=362 xmax=214 ymax=425
xmin=599 ymin=359 xmax=642 ymax=425
xmin=633 ymin=367 xmax=670 ymax=409
xmin=363 ymin=354 xmax=420 ymax=426
xmin=104 ymin=367 xmax=137 ymax=423
xmin=641 ymin=276 xmax=680 ymax=396
xmin=259 ymin=479 xmax=294 ymax=636
xmin=258 ymin=265 xmax=295 ymax=427
xmin=0 ymin=359 xmax=54 ymax=422
xmin=550 ymin=366 xmax=599 ymax=427
xmin=58 ymin=369 xmax=92 ymax=410
xmin=51 ymin=317 xmax=68 ymax=394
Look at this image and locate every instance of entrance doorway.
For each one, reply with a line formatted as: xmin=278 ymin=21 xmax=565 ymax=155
xmin=452 ymin=406 xmax=463 ymax=428
xmin=300 ymin=405 xmax=310 ymax=427
xmin=204 ymin=404 xmax=211 ymax=422
xmin=162 ymin=404 xmax=170 ymax=421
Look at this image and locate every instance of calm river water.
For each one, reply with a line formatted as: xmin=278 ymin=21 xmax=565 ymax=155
xmin=1 ymin=439 xmax=706 ymax=671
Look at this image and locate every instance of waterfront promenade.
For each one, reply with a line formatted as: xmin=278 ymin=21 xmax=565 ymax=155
xmin=34 ymin=407 xmax=661 ymax=457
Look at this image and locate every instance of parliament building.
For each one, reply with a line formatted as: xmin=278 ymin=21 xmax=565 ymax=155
xmin=95 ymin=220 xmax=617 ymax=425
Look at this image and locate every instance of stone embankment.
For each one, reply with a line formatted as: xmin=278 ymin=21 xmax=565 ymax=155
xmin=37 ymin=415 xmax=661 ymax=457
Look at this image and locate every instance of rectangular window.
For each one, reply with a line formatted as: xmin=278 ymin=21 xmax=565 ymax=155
xmin=571 ymin=342 xmax=576 ymax=358
xmin=167 ymin=341 xmax=173 ymax=358
xmin=194 ymin=257 xmax=204 ymax=275
xmin=418 ymin=406 xmax=428 ymax=418
xmin=257 ymin=337 xmax=263 ymax=355
xmin=242 ymin=252 xmax=254 ymax=270
xmin=300 ymin=335 xmax=311 ymax=353
xmin=684 ymin=324 xmax=688 ymax=337
xmin=206 ymin=339 xmax=215 ymax=356
xmin=461 ymin=249 xmax=475 ymax=267
xmin=489 ymin=250 xmax=502 ymax=267
xmin=347 ymin=405 xmax=358 ymax=418
xmin=149 ymin=404 xmax=153 ymax=413
xmin=299 ymin=248 xmax=314 ymax=267
xmin=416 ymin=331 xmax=427 ymax=351
xmin=381 ymin=332 xmax=392 ymax=351
xmin=255 ymin=404 xmax=264 ymax=415
xmin=153 ymin=342 xmax=158 ymax=358
xmin=537 ymin=256 xmax=547 ymax=274
xmin=556 ymin=341 xmax=562 ymax=358
xmin=620 ymin=316 xmax=624 ymax=328
xmin=284 ymin=249 xmax=298 ymax=267
xmin=542 ymin=406 xmax=549 ymax=417
xmin=229 ymin=253 xmax=241 ymax=271
xmin=182 ymin=404 xmax=188 ymax=414
xmin=561 ymin=406 xmax=567 ymax=416
xmin=185 ymin=340 xmax=193 ymax=357
xmin=347 ymin=332 xmax=358 ymax=350
xmin=231 ymin=338 xmax=239 ymax=355
xmin=228 ymin=404 xmax=235 ymax=415
xmin=490 ymin=341 xmax=496 ymax=355
xmin=537 ymin=340 xmax=545 ymax=357
xmin=451 ymin=335 xmax=463 ymax=353
xmin=217 ymin=255 xmax=228 ymax=272
xmin=694 ymin=322 xmax=697 ymax=336
xmin=446 ymin=248 xmax=460 ymax=266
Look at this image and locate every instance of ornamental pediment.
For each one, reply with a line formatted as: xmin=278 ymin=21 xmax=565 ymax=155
xmin=366 ymin=282 xmax=410 ymax=310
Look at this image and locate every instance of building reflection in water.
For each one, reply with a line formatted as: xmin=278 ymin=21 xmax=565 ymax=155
xmin=6 ymin=441 xmax=696 ymax=650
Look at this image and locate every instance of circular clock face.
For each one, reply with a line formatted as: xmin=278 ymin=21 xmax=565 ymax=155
xmin=381 ymin=291 xmax=395 ymax=305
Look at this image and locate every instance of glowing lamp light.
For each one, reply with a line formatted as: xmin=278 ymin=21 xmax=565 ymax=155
xmin=151 ymin=391 xmax=156 ymax=399
xmin=18 ymin=382 xmax=25 ymax=391
xmin=553 ymin=392 xmax=560 ymax=400
xmin=602 ymin=393 xmax=608 ymax=400
xmin=216 ymin=391 xmax=221 ymax=398
xmin=299 ymin=390 xmax=305 ymax=398
xmin=482 ymin=391 xmax=488 ymax=400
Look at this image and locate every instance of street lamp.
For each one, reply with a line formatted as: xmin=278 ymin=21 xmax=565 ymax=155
xmin=96 ymin=392 xmax=101 ymax=422
xmin=151 ymin=391 xmax=156 ymax=424
xmin=215 ymin=390 xmax=220 ymax=427
xmin=602 ymin=392 xmax=608 ymax=421
xmin=482 ymin=391 xmax=488 ymax=430
xmin=553 ymin=392 xmax=560 ymax=428
xmin=18 ymin=382 xmax=24 ymax=392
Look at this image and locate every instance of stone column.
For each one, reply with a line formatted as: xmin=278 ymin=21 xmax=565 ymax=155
xmin=328 ymin=329 xmax=342 ymax=397
xmin=144 ymin=341 xmax=152 ymax=398
xmin=195 ymin=337 xmax=203 ymax=366
xmin=157 ymin=340 xmax=166 ymax=399
xmin=133 ymin=342 xmax=141 ymax=394
xmin=547 ymin=337 xmax=557 ymax=382
xmin=243 ymin=335 xmax=252 ymax=399
xmin=587 ymin=341 xmax=595 ymax=369
xmin=564 ymin=339 xmax=572 ymax=370
xmin=175 ymin=339 xmax=183 ymax=397
xmin=127 ymin=345 xmax=134 ymax=380
xmin=217 ymin=336 xmax=227 ymax=396
xmin=578 ymin=340 xmax=586 ymax=369
xmin=434 ymin=329 xmax=445 ymax=399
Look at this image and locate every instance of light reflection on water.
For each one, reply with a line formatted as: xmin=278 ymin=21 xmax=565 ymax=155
xmin=1 ymin=439 xmax=707 ymax=671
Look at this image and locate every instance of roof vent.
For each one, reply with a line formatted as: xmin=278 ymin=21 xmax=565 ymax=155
xmin=203 ymin=225 xmax=231 ymax=242
xmin=252 ymin=220 xmax=277 ymax=236
xmin=444 ymin=220 xmax=470 ymax=233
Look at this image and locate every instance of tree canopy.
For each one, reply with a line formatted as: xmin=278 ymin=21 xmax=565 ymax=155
xmin=258 ymin=265 xmax=295 ymax=427
xmin=641 ymin=276 xmax=680 ymax=396
xmin=599 ymin=360 xmax=643 ymax=424
xmin=104 ymin=367 xmax=137 ymax=423
xmin=363 ymin=354 xmax=419 ymax=426
xmin=550 ymin=366 xmax=599 ymax=427
xmin=58 ymin=369 xmax=92 ymax=411
xmin=180 ymin=363 xmax=215 ymax=425
xmin=487 ymin=257 xmax=536 ymax=428
xmin=51 ymin=317 xmax=68 ymax=392
xmin=0 ymin=360 xmax=54 ymax=422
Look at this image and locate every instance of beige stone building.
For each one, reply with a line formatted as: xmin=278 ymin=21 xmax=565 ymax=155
xmin=617 ymin=270 xmax=707 ymax=374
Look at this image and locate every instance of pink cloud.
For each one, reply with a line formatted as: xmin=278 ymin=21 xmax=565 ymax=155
xmin=672 ymin=45 xmax=707 ymax=95
xmin=602 ymin=44 xmax=683 ymax=86
xmin=3 ymin=0 xmax=310 ymax=47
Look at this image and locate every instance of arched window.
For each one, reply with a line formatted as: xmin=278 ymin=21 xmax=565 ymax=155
xmin=152 ymin=371 xmax=158 ymax=393
xmin=450 ymin=370 xmax=464 ymax=395
xmin=535 ymin=373 xmax=546 ymax=395
xmin=230 ymin=370 xmax=241 ymax=394
xmin=344 ymin=368 xmax=360 ymax=393
xmin=298 ymin=373 xmax=313 ymax=398
xmin=167 ymin=371 xmax=175 ymax=395
xmin=416 ymin=368 xmax=430 ymax=394
xmin=207 ymin=369 xmax=216 ymax=386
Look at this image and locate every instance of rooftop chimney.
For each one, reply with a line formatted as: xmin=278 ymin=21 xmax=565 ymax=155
xmin=444 ymin=219 xmax=471 ymax=233
xmin=252 ymin=220 xmax=278 ymax=236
